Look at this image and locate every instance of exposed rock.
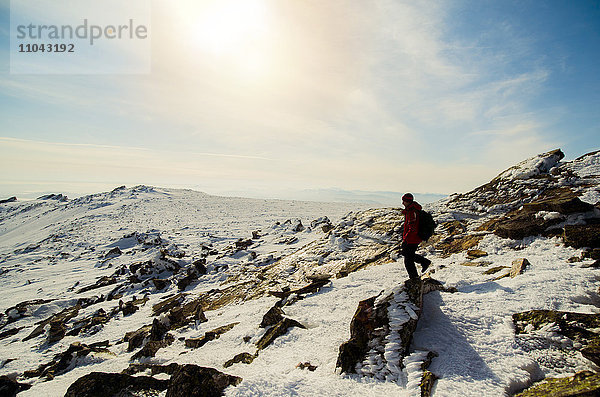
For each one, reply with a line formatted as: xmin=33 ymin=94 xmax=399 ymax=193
xmin=122 ymin=362 xmax=181 ymax=376
xmin=24 ymin=342 xmax=113 ymax=380
xmin=23 ymin=304 xmax=80 ymax=342
xmin=153 ymin=293 xmax=186 ymax=316
xmin=64 ymin=372 xmax=169 ymax=397
xmin=37 ymin=193 xmax=68 ymax=202
xmin=1 ymin=298 xmax=54 ymax=328
xmin=268 ymin=278 xmax=330 ymax=300
xmin=167 ymin=298 xmax=208 ymax=329
xmin=515 ymin=370 xmax=600 ymax=397
xmin=131 ymin=336 xmax=174 ymax=360
xmin=435 ymin=235 xmax=483 ymax=258
xmin=466 ymin=249 xmax=488 ymax=259
xmin=583 ymin=248 xmax=600 ymax=260
xmin=165 ymin=364 xmax=242 ymax=397
xmin=336 ymin=279 xmax=424 ymax=379
xmin=224 ymin=352 xmax=256 ymax=368
xmin=421 ymin=370 xmax=439 ymax=397
xmin=460 ymin=261 xmax=484 ymax=267
xmin=296 ymin=362 xmax=317 ymax=371
xmin=0 ymin=375 xmax=31 ymax=396
xmin=119 ymin=299 xmax=138 ymax=316
xmin=235 ymin=238 xmax=253 ymax=251
xmin=150 ymin=318 xmax=169 ymax=341
xmin=124 ymin=324 xmax=153 ymax=352
xmin=260 ymin=306 xmax=285 ymax=328
xmin=0 ymin=197 xmax=17 ymax=204
xmin=104 ymin=247 xmax=122 ymax=259
xmin=256 ymin=317 xmax=306 ymax=351
xmin=0 ymin=327 xmax=20 ymax=340
xmin=581 ymin=345 xmax=600 ymax=367
xmin=193 ymin=259 xmax=208 ymax=275
xmin=151 ymin=278 xmax=169 ymax=290
xmin=564 ymin=224 xmax=600 ymax=249
xmin=510 ymin=258 xmax=530 ymax=278
xmin=483 ymin=266 xmax=509 ymax=275
xmin=422 ymin=278 xmax=457 ymax=294
xmin=513 ymin=309 xmax=600 ymax=366
xmin=185 ymin=323 xmax=239 ymax=349
xmin=47 ymin=320 xmax=66 ymax=344
xmin=77 ymin=276 xmax=117 ymax=294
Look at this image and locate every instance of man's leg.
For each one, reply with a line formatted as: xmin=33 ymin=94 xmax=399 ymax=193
xmin=402 ymin=242 xmax=419 ymax=279
xmin=414 ymin=252 xmax=431 ymax=272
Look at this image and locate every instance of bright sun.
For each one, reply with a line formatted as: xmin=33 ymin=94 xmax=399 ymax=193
xmin=192 ymin=0 xmax=272 ymax=79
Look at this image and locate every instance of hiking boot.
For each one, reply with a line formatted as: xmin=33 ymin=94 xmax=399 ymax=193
xmin=421 ymin=259 xmax=431 ymax=273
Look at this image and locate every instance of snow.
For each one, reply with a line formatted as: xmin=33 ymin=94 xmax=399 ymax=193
xmin=1 ymin=181 xmax=599 ymax=396
xmin=496 ymin=150 xmax=563 ymax=181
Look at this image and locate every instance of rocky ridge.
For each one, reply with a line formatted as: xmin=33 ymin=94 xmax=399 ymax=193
xmin=0 ymin=149 xmax=599 ymax=396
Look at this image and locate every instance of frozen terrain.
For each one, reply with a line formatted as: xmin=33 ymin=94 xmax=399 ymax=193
xmin=1 ymin=149 xmax=600 ymax=396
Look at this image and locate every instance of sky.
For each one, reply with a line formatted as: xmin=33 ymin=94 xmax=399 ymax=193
xmin=0 ymin=0 xmax=599 ymax=202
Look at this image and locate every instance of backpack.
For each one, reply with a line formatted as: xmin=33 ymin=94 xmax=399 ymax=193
xmin=417 ymin=210 xmax=436 ymax=241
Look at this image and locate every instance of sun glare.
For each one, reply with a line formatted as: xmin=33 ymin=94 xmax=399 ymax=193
xmin=192 ymin=0 xmax=273 ymax=80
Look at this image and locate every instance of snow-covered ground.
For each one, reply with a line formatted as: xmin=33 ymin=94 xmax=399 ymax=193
xmin=1 ymin=149 xmax=600 ymax=397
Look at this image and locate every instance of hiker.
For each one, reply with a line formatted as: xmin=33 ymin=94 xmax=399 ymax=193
xmin=401 ymin=193 xmax=431 ymax=280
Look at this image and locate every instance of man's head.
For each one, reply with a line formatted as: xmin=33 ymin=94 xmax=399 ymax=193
xmin=402 ymin=193 xmax=414 ymax=207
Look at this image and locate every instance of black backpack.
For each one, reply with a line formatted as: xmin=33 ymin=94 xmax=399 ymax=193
xmin=417 ymin=210 xmax=436 ymax=241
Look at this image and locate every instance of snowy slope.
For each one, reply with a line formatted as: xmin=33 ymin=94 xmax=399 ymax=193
xmin=1 ymin=149 xmax=600 ymax=397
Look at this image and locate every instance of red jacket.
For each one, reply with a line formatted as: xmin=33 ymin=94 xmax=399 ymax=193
xmin=402 ymin=201 xmax=422 ymax=244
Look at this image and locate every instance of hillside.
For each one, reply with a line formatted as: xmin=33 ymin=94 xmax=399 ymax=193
xmin=0 ymin=149 xmax=599 ymax=396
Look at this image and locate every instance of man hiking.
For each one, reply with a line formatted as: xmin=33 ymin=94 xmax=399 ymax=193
xmin=401 ymin=193 xmax=431 ymax=280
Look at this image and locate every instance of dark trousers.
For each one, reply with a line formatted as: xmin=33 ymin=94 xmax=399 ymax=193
xmin=402 ymin=242 xmax=428 ymax=279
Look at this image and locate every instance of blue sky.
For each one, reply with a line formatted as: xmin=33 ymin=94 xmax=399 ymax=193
xmin=0 ymin=0 xmax=599 ymax=201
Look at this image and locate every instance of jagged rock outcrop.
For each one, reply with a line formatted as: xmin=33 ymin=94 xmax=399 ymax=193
xmin=224 ymin=352 xmax=256 ymax=368
xmin=23 ymin=304 xmax=80 ymax=342
xmin=166 ymin=364 xmax=242 ymax=397
xmin=256 ymin=317 xmax=306 ymax=351
xmin=24 ymin=342 xmax=112 ymax=380
xmin=64 ymin=372 xmax=169 ymax=397
xmin=0 ymin=375 xmax=31 ymax=396
xmin=65 ymin=364 xmax=241 ymax=397
xmin=336 ymin=278 xmax=446 ymax=392
xmin=185 ymin=323 xmax=239 ymax=349
xmin=515 ymin=371 xmax=600 ymax=397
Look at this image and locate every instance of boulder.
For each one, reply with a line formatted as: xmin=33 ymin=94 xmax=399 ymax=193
xmin=151 ymin=278 xmax=169 ymax=290
xmin=47 ymin=320 xmax=66 ymax=343
xmin=260 ymin=306 xmax=285 ymax=328
xmin=64 ymin=372 xmax=168 ymax=397
xmin=466 ymin=250 xmax=488 ymax=259
xmin=124 ymin=324 xmax=153 ymax=352
xmin=0 ymin=375 xmax=31 ymax=396
xmin=256 ymin=317 xmax=306 ymax=351
xmin=435 ymin=235 xmax=483 ymax=258
xmin=296 ymin=362 xmax=317 ymax=371
xmin=336 ymin=279 xmax=424 ymax=378
xmin=166 ymin=364 xmax=242 ymax=397
xmin=510 ymin=258 xmax=530 ymax=278
xmin=24 ymin=342 xmax=112 ymax=380
xmin=224 ymin=352 xmax=256 ymax=368
xmin=564 ymin=224 xmax=600 ymax=248
xmin=104 ymin=247 xmax=122 ymax=259
xmin=23 ymin=304 xmax=80 ymax=342
xmin=131 ymin=337 xmax=174 ymax=360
